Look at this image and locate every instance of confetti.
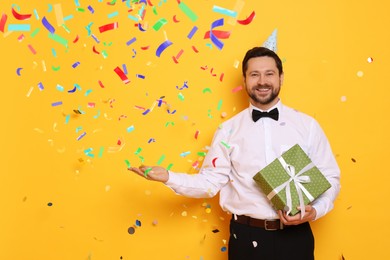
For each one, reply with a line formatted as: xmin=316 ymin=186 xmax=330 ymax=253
xmin=209 ymin=18 xmax=225 ymax=50
xmin=178 ymin=2 xmax=198 ymax=22
xmin=187 ymin=26 xmax=198 ymax=39
xmin=0 ymin=13 xmax=7 ymax=32
xmin=212 ymin=5 xmax=237 ymax=18
xmin=42 ymin=17 xmax=55 ymax=34
xmin=7 ymin=24 xmax=30 ymax=31
xmin=152 ymin=18 xmax=168 ymax=31
xmin=156 ymin=40 xmax=173 ymax=57
xmin=99 ymin=22 xmax=118 ymax=33
xmin=12 ymin=8 xmax=32 ymax=20
xmin=237 ymin=11 xmax=256 ymax=25
xmin=114 ymin=66 xmax=130 ymax=84
xmin=16 ymin=68 xmax=23 ymax=76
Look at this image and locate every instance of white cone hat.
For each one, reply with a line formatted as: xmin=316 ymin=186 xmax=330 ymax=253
xmin=262 ymin=29 xmax=277 ymax=52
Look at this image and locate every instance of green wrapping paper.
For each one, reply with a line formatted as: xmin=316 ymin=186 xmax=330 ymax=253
xmin=253 ymin=144 xmax=331 ymax=216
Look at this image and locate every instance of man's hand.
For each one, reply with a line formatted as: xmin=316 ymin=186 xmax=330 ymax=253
xmin=128 ymin=165 xmax=169 ymax=183
xmin=278 ymin=205 xmax=317 ymax=226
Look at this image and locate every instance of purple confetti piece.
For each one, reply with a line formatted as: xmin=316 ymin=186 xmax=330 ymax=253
xmin=187 ymin=26 xmax=198 ymax=39
xmin=126 ymin=37 xmax=136 ymax=46
xmin=122 ymin=64 xmax=128 ymax=74
xmin=42 ymin=16 xmax=55 ymax=34
xmin=72 ymin=61 xmax=80 ymax=68
xmin=51 ymin=101 xmax=63 ymax=106
xmin=156 ymin=40 xmax=173 ymax=57
xmin=210 ymin=18 xmax=224 ymax=50
xmin=77 ymin=132 xmax=87 ymax=141
xmin=88 ymin=5 xmax=95 ymax=14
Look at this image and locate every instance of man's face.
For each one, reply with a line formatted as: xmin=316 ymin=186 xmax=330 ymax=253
xmin=244 ymin=56 xmax=284 ymax=110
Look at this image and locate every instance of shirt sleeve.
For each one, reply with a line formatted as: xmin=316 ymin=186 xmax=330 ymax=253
xmin=164 ymin=126 xmax=232 ymax=198
xmin=307 ymin=119 xmax=341 ymax=220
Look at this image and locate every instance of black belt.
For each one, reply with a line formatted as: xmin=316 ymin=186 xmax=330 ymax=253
xmin=233 ymin=215 xmax=284 ymax=231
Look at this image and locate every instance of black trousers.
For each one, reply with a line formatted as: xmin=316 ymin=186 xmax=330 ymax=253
xmin=228 ymin=219 xmax=315 ymax=260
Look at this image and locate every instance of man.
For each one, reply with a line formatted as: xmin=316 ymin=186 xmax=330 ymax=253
xmin=129 ymin=47 xmax=340 ymax=259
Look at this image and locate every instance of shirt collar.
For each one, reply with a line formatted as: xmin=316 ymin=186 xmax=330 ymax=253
xmin=249 ymin=99 xmax=282 ymax=114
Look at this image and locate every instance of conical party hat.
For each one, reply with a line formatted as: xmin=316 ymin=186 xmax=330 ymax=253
xmin=262 ymin=29 xmax=277 ymax=52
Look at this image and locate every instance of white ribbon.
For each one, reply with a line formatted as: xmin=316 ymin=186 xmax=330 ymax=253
xmin=267 ymin=157 xmax=315 ymax=219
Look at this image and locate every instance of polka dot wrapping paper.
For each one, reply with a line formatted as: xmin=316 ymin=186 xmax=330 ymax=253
xmin=253 ymin=144 xmax=331 ymax=216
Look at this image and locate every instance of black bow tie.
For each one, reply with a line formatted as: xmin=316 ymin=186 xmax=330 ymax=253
xmin=252 ymin=108 xmax=279 ymax=122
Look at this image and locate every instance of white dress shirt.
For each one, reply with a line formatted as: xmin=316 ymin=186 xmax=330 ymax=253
xmin=165 ymin=100 xmax=340 ymax=220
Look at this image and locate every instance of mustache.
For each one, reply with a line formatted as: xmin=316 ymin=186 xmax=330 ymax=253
xmin=254 ymin=84 xmax=272 ymax=88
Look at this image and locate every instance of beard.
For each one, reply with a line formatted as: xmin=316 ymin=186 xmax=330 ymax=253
xmin=246 ymin=83 xmax=281 ymax=106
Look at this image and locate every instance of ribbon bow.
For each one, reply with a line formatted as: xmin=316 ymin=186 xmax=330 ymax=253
xmin=267 ymin=157 xmax=315 ymax=219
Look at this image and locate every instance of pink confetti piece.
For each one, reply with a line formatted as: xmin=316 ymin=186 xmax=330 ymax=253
xmin=28 ymin=44 xmax=37 ymax=54
xmin=0 ymin=13 xmax=8 ymax=32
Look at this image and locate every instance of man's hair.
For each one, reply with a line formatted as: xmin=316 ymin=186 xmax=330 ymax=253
xmin=242 ymin=47 xmax=283 ymax=77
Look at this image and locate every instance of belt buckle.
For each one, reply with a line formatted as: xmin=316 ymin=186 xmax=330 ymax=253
xmin=264 ymin=219 xmax=279 ymax=231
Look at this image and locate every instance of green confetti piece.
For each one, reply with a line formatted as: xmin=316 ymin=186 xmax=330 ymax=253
xmin=76 ymin=7 xmax=85 ymax=12
xmin=178 ymin=92 xmax=185 ymax=101
xmin=167 ymin=163 xmax=173 ymax=171
xmin=102 ymin=50 xmax=108 ymax=58
xmin=221 ymin=141 xmax=231 ymax=149
xmin=152 ymin=6 xmax=158 ymax=15
xmin=165 ymin=121 xmax=175 ymax=127
xmin=135 ymin=147 xmax=142 ymax=155
xmin=144 ymin=167 xmax=152 ymax=177
xmin=125 ymin=160 xmax=131 ymax=168
xmin=98 ymin=147 xmax=104 ymax=158
xmin=202 ymin=88 xmax=212 ymax=93
xmin=30 ymin=28 xmax=40 ymax=37
xmin=152 ymin=18 xmax=168 ymax=31
xmin=217 ymin=99 xmax=223 ymax=110
xmin=197 ymin=152 xmax=207 ymax=157
xmin=178 ymin=2 xmax=198 ymax=22
xmin=61 ymin=24 xmax=71 ymax=33
xmin=48 ymin=33 xmax=69 ymax=47
xmin=157 ymin=154 xmax=166 ymax=165
xmin=51 ymin=65 xmax=61 ymax=71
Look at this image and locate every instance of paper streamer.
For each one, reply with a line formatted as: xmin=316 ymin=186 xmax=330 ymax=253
xmin=12 ymin=8 xmax=32 ymax=20
xmin=114 ymin=66 xmax=130 ymax=84
xmin=212 ymin=5 xmax=237 ymax=18
xmin=237 ymin=11 xmax=255 ymax=25
xmin=54 ymin=4 xmax=64 ymax=26
xmin=126 ymin=37 xmax=136 ymax=46
xmin=204 ymin=30 xmax=231 ymax=39
xmin=156 ymin=40 xmax=173 ymax=57
xmin=0 ymin=13 xmax=7 ymax=32
xmin=178 ymin=2 xmax=198 ymax=22
xmin=99 ymin=22 xmax=118 ymax=33
xmin=209 ymin=18 xmax=225 ymax=50
xmin=42 ymin=17 xmax=55 ymax=34
xmin=8 ymin=24 xmax=30 ymax=31
xmin=187 ymin=26 xmax=198 ymax=39
xmin=48 ymin=33 xmax=68 ymax=47
xmin=152 ymin=18 xmax=168 ymax=31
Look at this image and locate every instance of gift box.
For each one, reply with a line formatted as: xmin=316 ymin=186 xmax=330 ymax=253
xmin=253 ymin=144 xmax=331 ymax=216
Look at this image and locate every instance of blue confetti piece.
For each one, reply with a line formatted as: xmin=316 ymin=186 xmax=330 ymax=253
xmin=156 ymin=40 xmax=173 ymax=57
xmin=126 ymin=37 xmax=136 ymax=46
xmin=51 ymin=101 xmax=63 ymax=107
xmin=42 ymin=16 xmax=55 ymax=34
xmin=187 ymin=26 xmax=198 ymax=39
